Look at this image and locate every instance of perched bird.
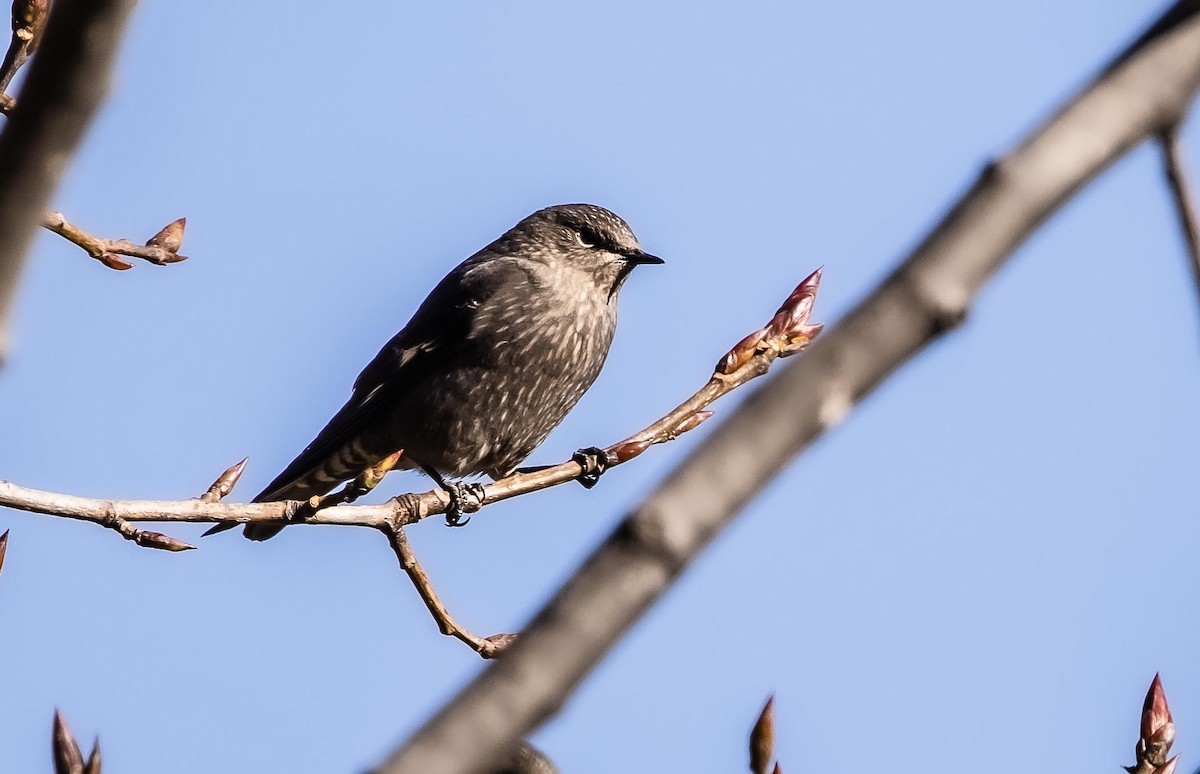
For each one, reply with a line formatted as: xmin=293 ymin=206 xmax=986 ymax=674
xmin=209 ymin=203 xmax=662 ymax=541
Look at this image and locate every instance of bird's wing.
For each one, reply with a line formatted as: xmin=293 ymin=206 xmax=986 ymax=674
xmin=251 ymin=257 xmax=531 ymax=503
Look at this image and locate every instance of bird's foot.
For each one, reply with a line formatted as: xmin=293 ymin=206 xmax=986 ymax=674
xmin=572 ymin=447 xmax=612 ymax=489
xmin=443 ymin=480 xmax=485 ymax=527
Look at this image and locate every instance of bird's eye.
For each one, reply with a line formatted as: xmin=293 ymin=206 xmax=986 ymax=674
xmin=576 ymin=227 xmax=600 ymax=248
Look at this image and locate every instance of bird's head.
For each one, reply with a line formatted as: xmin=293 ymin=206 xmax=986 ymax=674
xmin=515 ymin=203 xmax=664 ymax=298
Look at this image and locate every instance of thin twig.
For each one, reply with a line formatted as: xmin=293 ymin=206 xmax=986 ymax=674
xmin=0 ymin=270 xmax=821 ymax=652
xmin=374 ymin=4 xmax=1200 ymax=773
xmin=1159 ymin=126 xmax=1200 ymax=317
xmin=0 ymin=0 xmax=49 ymax=110
xmin=40 ymin=212 xmax=187 ymax=269
xmin=386 ymin=526 xmax=513 ymax=658
xmin=0 ymin=269 xmax=821 ymax=541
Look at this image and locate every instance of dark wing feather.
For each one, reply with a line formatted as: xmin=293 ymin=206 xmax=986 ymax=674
xmin=250 ymin=256 xmax=527 ymax=503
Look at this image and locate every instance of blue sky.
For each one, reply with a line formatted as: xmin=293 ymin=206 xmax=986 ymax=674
xmin=1 ymin=1 xmax=1197 ymax=772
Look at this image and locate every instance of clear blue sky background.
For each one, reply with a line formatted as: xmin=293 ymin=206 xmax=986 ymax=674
xmin=1 ymin=1 xmax=1197 ymax=772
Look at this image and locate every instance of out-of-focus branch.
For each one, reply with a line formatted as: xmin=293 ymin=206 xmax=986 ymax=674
xmin=0 ymin=0 xmax=137 ymax=365
xmin=487 ymin=742 xmax=557 ymax=774
xmin=374 ymin=3 xmax=1200 ymax=772
xmin=1159 ymin=126 xmax=1200 ymax=318
xmin=0 ymin=0 xmax=49 ymax=112
xmin=749 ymin=695 xmax=777 ymax=774
xmin=52 ymin=710 xmax=101 ymax=774
xmin=1126 ymin=674 xmax=1179 ymax=774
xmin=0 ymin=270 xmax=822 ymax=653
xmin=40 ymin=212 xmax=187 ymax=270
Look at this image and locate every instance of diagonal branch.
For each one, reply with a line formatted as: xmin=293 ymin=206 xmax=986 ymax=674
xmin=0 ymin=0 xmax=138 ymax=365
xmin=1159 ymin=126 xmax=1200 ymax=317
xmin=385 ymin=526 xmax=514 ymax=659
xmin=373 ymin=3 xmax=1200 ymax=773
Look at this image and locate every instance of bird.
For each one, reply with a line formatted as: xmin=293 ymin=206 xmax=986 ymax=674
xmin=207 ymin=203 xmax=662 ymax=541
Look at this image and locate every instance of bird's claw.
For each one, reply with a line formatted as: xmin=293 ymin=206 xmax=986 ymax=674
xmin=443 ymin=481 xmax=485 ymax=527
xmin=572 ymin=447 xmax=611 ymax=489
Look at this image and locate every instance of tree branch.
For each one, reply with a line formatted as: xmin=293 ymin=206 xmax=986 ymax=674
xmin=386 ymin=526 xmax=515 ymax=659
xmin=372 ymin=3 xmax=1200 ymax=773
xmin=0 ymin=268 xmax=822 ymax=541
xmin=40 ymin=212 xmax=187 ymax=270
xmin=0 ymin=0 xmax=138 ymax=365
xmin=1159 ymin=126 xmax=1200 ymax=317
xmin=0 ymin=269 xmax=821 ymax=651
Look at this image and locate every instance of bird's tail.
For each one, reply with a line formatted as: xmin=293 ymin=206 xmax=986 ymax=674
xmin=203 ymin=438 xmax=399 ymax=541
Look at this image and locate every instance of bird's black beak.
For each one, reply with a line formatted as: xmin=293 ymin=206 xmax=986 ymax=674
xmin=624 ymin=249 xmax=664 ymax=265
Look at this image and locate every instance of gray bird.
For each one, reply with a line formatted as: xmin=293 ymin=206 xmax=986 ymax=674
xmin=208 ymin=203 xmax=662 ymax=541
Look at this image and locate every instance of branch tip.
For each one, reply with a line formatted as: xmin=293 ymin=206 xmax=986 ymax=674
xmin=146 ymin=216 xmax=185 ymax=253
xmin=200 ymin=457 xmax=248 ymax=503
xmin=750 ymin=694 xmax=776 ymax=774
xmin=52 ymin=709 xmax=84 ymax=774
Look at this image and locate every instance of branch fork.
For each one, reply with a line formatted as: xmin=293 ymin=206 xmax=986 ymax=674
xmin=0 ymin=268 xmax=825 ymax=657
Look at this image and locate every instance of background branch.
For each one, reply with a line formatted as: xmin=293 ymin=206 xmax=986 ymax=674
xmin=1159 ymin=126 xmax=1200 ymax=319
xmin=374 ymin=3 xmax=1200 ymax=772
xmin=0 ymin=0 xmax=137 ymax=366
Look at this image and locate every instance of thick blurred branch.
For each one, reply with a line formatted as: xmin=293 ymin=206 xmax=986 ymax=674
xmin=374 ymin=3 xmax=1200 ymax=773
xmin=0 ymin=0 xmax=137 ymax=365
xmin=1159 ymin=127 xmax=1200 ymax=317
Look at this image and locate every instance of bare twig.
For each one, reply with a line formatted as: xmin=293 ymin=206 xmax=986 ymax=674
xmin=0 ymin=0 xmax=50 ymax=109
xmin=0 ymin=0 xmax=138 ymax=364
xmin=1159 ymin=126 xmax=1200 ymax=316
xmin=387 ymin=526 xmax=513 ymax=658
xmin=373 ymin=4 xmax=1200 ymax=773
xmin=1126 ymin=674 xmax=1179 ymax=774
xmin=0 ymin=267 xmax=823 ymax=540
xmin=40 ymin=212 xmax=187 ymax=270
xmin=0 ymin=269 xmax=822 ymax=653
xmin=199 ymin=457 xmax=247 ymax=503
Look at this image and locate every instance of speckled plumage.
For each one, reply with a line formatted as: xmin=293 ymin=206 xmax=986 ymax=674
xmin=235 ymin=204 xmax=661 ymax=540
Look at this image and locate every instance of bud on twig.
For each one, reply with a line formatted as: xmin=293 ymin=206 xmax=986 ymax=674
xmin=52 ymin=710 xmax=85 ymax=774
xmin=1127 ymin=674 xmax=1179 ymax=774
xmin=482 ymin=632 xmax=518 ymax=658
xmin=132 ymin=529 xmax=195 ymax=552
xmin=146 ymin=217 xmax=185 ymax=251
xmin=96 ymin=253 xmax=134 ymax=271
xmin=362 ymin=450 xmax=404 ymax=490
xmin=669 ymin=410 xmax=713 ymax=438
xmin=716 ymin=267 xmax=824 ymax=375
xmin=11 ymin=0 xmax=49 ymax=53
xmin=83 ymin=740 xmax=101 ymax=774
xmin=0 ymin=528 xmax=8 ymax=577
xmin=200 ymin=457 xmax=248 ymax=503
xmin=608 ymin=439 xmax=652 ymax=464
xmin=750 ymin=694 xmax=775 ymax=774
